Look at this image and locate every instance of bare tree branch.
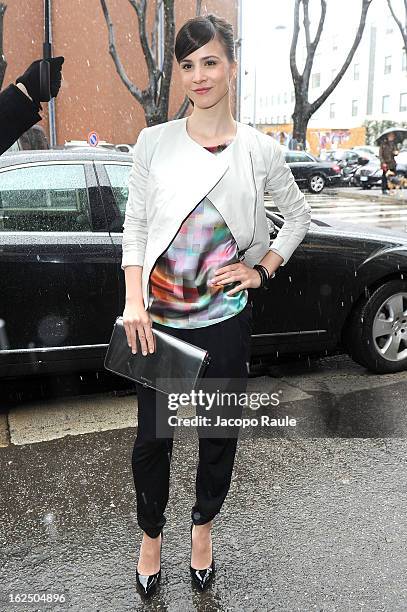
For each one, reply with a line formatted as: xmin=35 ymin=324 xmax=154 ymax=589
xmin=303 ymin=0 xmax=312 ymax=53
xmin=310 ymin=0 xmax=372 ymax=111
xmin=290 ymin=0 xmax=301 ymax=84
xmin=387 ymin=0 xmax=407 ymax=51
xmin=302 ymin=0 xmax=326 ymax=93
xmin=100 ymin=0 xmax=144 ymax=102
xmin=128 ymin=0 xmax=158 ymax=94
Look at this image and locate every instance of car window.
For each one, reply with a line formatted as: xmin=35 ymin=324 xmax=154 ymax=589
xmin=285 ymin=151 xmax=311 ymax=163
xmin=104 ymin=164 xmax=131 ymax=222
xmin=0 ymin=164 xmax=91 ymax=232
xmin=304 ymin=152 xmax=316 ymax=162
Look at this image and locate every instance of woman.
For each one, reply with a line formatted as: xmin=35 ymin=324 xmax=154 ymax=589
xmin=121 ymin=14 xmax=311 ymax=598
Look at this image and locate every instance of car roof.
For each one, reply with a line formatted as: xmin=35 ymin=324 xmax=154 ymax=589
xmin=0 ymin=148 xmax=132 ymax=168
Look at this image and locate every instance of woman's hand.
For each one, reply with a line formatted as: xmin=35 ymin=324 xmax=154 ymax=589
xmin=122 ymin=300 xmax=155 ymax=355
xmin=209 ymin=262 xmax=262 ymax=296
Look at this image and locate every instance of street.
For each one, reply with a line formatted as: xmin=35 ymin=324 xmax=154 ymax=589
xmin=1 ymin=347 xmax=407 ymax=611
xmin=268 ymin=187 xmax=407 ymax=231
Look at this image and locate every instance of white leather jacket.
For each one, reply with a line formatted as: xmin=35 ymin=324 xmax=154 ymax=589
xmin=121 ymin=116 xmax=312 ymax=310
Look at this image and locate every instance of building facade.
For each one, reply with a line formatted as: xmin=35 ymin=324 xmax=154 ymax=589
xmin=2 ymin=0 xmax=238 ymax=146
xmin=242 ymin=3 xmax=406 ymax=156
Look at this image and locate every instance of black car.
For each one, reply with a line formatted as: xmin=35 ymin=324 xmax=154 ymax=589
xmin=1 ymin=149 xmax=407 ymax=379
xmin=283 ymin=150 xmax=342 ymax=194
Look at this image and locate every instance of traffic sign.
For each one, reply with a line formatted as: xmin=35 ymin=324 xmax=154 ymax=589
xmin=88 ymin=131 xmax=99 ymax=147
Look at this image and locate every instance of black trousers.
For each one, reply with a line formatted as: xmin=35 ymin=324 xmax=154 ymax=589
xmin=382 ymin=169 xmax=388 ymax=193
xmin=131 ymin=300 xmax=253 ymax=538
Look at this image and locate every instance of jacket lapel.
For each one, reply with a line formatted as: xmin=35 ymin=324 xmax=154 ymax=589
xmin=148 ymin=117 xmax=232 ymax=257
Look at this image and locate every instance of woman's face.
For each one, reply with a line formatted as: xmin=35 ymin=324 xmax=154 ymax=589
xmin=178 ymin=37 xmax=236 ymax=109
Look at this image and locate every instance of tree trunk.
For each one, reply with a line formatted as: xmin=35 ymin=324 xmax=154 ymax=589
xmin=292 ymin=100 xmax=311 ymax=148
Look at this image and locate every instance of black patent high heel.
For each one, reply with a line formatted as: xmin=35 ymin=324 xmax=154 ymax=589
xmin=136 ymin=530 xmax=163 ymax=598
xmin=189 ymin=522 xmax=215 ymax=591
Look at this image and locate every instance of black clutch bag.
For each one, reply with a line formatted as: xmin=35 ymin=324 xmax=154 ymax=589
xmin=104 ymin=316 xmax=211 ymax=396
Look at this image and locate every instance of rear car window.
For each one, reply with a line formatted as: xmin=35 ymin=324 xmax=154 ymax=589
xmin=0 ymin=164 xmax=91 ymax=232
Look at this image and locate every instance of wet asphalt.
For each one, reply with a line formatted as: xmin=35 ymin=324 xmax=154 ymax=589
xmin=1 ymin=355 xmax=407 ymax=612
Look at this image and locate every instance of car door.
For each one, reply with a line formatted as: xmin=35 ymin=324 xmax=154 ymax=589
xmin=0 ymin=160 xmax=119 ymax=370
xmin=249 ymin=213 xmax=319 ymax=353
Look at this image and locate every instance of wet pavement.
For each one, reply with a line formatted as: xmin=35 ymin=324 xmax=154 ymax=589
xmin=267 ymin=187 xmax=407 ymax=231
xmin=1 ymin=355 xmax=407 ymax=611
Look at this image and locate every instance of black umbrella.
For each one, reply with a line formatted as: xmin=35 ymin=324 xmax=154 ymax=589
xmin=39 ymin=0 xmax=51 ymax=101
xmin=375 ymin=127 xmax=407 ymax=145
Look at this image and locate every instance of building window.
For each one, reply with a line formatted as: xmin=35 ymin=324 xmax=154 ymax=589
xmin=312 ymin=73 xmax=320 ymax=88
xmin=382 ymin=95 xmax=390 ymax=113
xmin=330 ymin=103 xmax=335 ymax=119
xmin=400 ymin=93 xmax=407 ymax=112
xmin=384 ymin=56 xmax=392 ymax=74
xmin=276 ymin=116 xmax=280 ymax=124
xmin=277 ymin=94 xmax=281 ymax=104
xmin=283 ymin=115 xmax=287 ymax=123
xmin=354 ymin=64 xmax=360 ymax=80
xmin=283 ymin=92 xmax=288 ymax=104
xmin=271 ymin=95 xmax=274 ymax=105
xmin=352 ymin=99 xmax=358 ymax=116
xmin=291 ymin=90 xmax=295 ymax=102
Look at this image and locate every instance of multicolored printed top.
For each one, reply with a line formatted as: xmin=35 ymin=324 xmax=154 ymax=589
xmin=147 ymin=139 xmax=248 ymax=328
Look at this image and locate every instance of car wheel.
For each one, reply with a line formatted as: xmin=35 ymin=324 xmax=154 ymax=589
xmin=361 ymin=184 xmax=372 ymax=190
xmin=308 ymin=174 xmax=325 ymax=193
xmin=343 ymin=280 xmax=407 ymax=373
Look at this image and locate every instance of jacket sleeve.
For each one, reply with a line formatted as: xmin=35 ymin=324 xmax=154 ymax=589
xmin=0 ymin=84 xmax=42 ymax=155
xmin=265 ymin=138 xmax=311 ymax=266
xmin=121 ymin=127 xmax=149 ymax=269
